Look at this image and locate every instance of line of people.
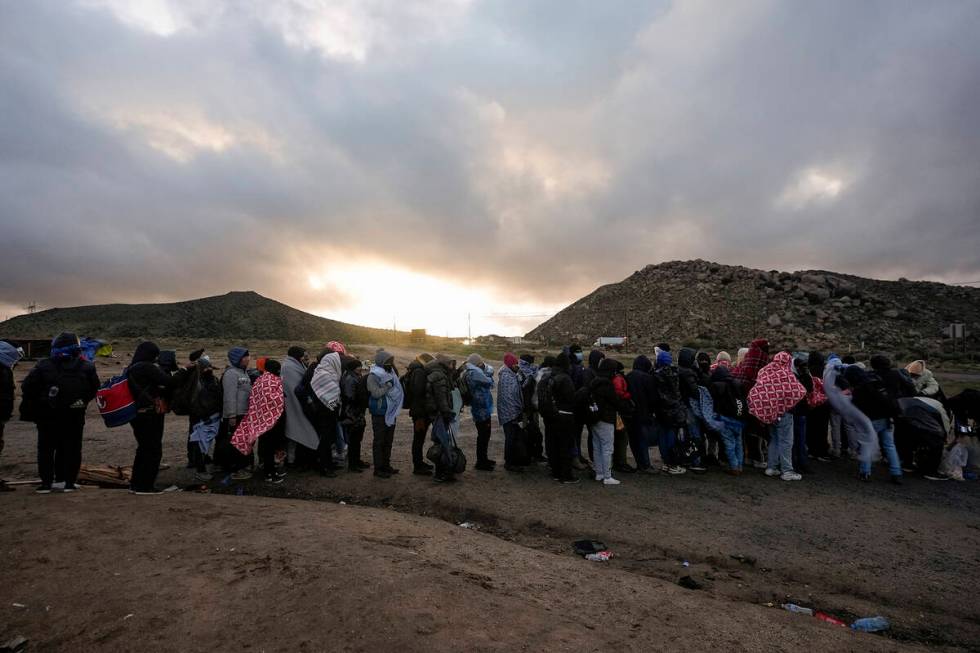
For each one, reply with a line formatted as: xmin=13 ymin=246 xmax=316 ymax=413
xmin=4 ymin=333 xmax=978 ymax=494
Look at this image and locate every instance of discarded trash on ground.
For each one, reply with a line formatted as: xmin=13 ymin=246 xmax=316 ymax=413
xmin=11 ymin=603 xmax=26 ymax=609
xmin=123 ymin=613 xmax=134 ymax=620
xmin=584 ymin=551 xmax=613 ymax=562
xmin=677 ymin=576 xmax=703 ymax=590
xmin=682 ymin=560 xmax=690 ymax=568
xmin=783 ymin=603 xmax=814 ymax=616
xmin=573 ymin=540 xmax=607 ymax=556
xmin=815 ymin=612 xmax=847 ymax=627
xmin=458 ymin=521 xmax=475 ymax=529
xmin=851 ymin=616 xmax=890 ymax=633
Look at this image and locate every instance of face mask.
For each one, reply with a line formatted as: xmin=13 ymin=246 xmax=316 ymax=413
xmin=575 ymin=352 xmax=584 ymax=363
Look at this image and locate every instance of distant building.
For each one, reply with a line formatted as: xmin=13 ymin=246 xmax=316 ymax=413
xmin=410 ymin=329 xmax=427 ymax=344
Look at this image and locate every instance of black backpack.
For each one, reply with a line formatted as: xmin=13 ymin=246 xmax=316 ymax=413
xmin=537 ymin=374 xmax=558 ymax=419
xmin=399 ymin=370 xmax=414 ymax=410
xmin=455 ymin=368 xmax=472 ymax=406
xmin=45 ymin=358 xmax=93 ymax=412
xmin=171 ymin=367 xmax=200 ymax=416
xmin=294 ymin=364 xmax=324 ymax=421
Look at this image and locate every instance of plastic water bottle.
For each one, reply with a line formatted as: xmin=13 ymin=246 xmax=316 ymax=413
xmin=851 ymin=616 xmax=890 ymax=633
xmin=782 ymin=603 xmax=814 ymax=616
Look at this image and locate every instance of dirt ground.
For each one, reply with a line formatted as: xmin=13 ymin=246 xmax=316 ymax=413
xmin=2 ymin=347 xmax=979 ymax=652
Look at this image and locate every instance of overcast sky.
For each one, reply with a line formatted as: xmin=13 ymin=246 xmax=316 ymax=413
xmin=1 ymin=0 xmax=978 ymax=336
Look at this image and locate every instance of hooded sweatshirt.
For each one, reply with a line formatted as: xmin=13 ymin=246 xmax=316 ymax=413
xmin=626 ymin=355 xmax=656 ymax=423
xmin=128 ymin=341 xmax=180 ymax=411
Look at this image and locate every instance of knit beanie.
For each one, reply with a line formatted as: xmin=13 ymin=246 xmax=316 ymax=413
xmin=503 ymin=353 xmax=519 ymax=368
xmin=228 ymin=347 xmax=249 ymax=369
xmin=467 ymin=353 xmax=484 ymax=367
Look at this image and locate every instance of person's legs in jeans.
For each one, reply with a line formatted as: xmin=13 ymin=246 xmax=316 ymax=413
xmin=830 ymin=410 xmax=842 ymax=455
xmin=412 ymin=418 xmax=431 ymax=469
xmin=627 ymin=419 xmax=651 ymax=469
xmin=719 ymin=417 xmax=744 ymax=471
xmin=768 ymin=414 xmax=794 ymax=473
xmin=657 ymin=424 xmax=676 ymax=468
xmin=592 ymin=421 xmax=614 ymax=479
xmin=475 ymin=418 xmax=492 ymax=465
xmin=861 ymin=418 xmax=901 ymax=477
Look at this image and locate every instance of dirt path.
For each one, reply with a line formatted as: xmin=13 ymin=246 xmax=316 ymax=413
xmin=0 ymin=490 xmax=935 ymax=652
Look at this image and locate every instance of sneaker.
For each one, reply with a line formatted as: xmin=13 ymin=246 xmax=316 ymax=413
xmin=373 ymin=469 xmax=391 ymax=479
xmin=858 ymin=472 xmax=871 ymax=482
xmin=35 ymin=485 xmax=52 ymax=494
xmin=474 ymin=462 xmax=495 ymax=472
xmin=764 ymin=468 xmax=781 ymax=477
xmin=415 ymin=461 xmax=434 ymax=472
xmin=901 ymin=466 xmax=916 ymax=474
xmin=51 ymin=481 xmax=66 ymax=491
xmin=666 ymin=465 xmax=687 ymax=475
xmin=275 ymin=470 xmax=287 ymax=479
xmin=194 ymin=472 xmax=213 ymax=482
xmin=571 ymin=459 xmax=586 ymax=471
xmin=751 ymin=460 xmax=768 ymax=469
xmin=816 ymin=456 xmax=832 ymax=463
xmin=924 ymin=474 xmax=950 ymax=481
xmin=688 ymin=465 xmax=707 ymax=474
xmin=264 ymin=475 xmax=284 ymax=485
xmin=433 ymin=475 xmax=456 ymax=483
xmin=780 ymin=471 xmax=802 ymax=481
xmin=132 ymin=488 xmax=163 ymax=495
xmin=413 ymin=466 xmax=432 ymax=476
xmin=559 ymin=477 xmax=580 ymax=484
xmin=230 ymin=470 xmax=252 ymax=481
xmin=603 ymin=477 xmax=621 ymax=486
xmin=595 ymin=474 xmax=603 ymax=482
xmin=613 ymin=464 xmax=637 ymax=474
xmin=638 ymin=466 xmax=659 ymax=475
xmin=726 ymin=468 xmax=742 ymax=476
xmin=62 ymin=484 xmax=80 ymax=493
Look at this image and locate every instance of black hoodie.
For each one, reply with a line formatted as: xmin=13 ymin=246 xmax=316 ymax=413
xmin=677 ymin=347 xmax=702 ymax=402
xmin=128 ymin=341 xmax=180 ymax=410
xmin=550 ymin=353 xmax=576 ymax=413
xmin=626 ymin=355 xmax=657 ymax=423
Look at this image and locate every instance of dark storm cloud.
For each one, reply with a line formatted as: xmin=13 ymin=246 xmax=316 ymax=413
xmin=1 ymin=0 xmax=978 ymax=325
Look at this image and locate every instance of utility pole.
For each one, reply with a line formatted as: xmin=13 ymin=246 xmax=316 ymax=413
xmin=468 ymin=312 xmax=472 ymax=342
xmin=624 ymin=307 xmax=629 ymax=347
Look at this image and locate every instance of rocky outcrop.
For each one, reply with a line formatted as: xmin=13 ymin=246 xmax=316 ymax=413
xmin=526 ymin=260 xmax=979 ymax=358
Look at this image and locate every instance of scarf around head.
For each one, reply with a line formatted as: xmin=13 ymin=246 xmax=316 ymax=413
xmin=748 ymin=351 xmax=806 ymax=425
xmin=733 ymin=340 xmax=767 ymax=386
xmin=311 ymin=352 xmax=343 ymax=410
xmin=232 ymin=372 xmax=285 ymax=454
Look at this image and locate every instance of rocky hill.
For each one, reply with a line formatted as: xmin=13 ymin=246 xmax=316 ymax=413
xmin=0 ymin=291 xmax=396 ymax=343
xmin=526 ymin=260 xmax=980 ymax=358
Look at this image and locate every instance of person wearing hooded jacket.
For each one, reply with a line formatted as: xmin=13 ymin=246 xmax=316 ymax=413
xmin=733 ymin=338 xmax=770 ymax=469
xmin=905 ymin=360 xmax=941 ymax=398
xmin=625 ymin=355 xmax=657 ymax=473
xmin=709 ymin=362 xmax=747 ymax=474
xmin=340 ymin=356 xmax=370 ymax=473
xmin=21 ymin=333 xmax=100 ymax=493
xmin=424 ymin=354 xmax=458 ymax=482
xmin=127 ymin=341 xmax=188 ymax=494
xmin=463 ymin=353 xmax=496 ymax=471
xmin=281 ymin=346 xmax=319 ymax=467
xmin=518 ymin=354 xmax=544 ymax=462
xmin=497 ymin=353 xmax=526 ymax=472
xmin=806 ymin=352 xmax=832 ymax=460
xmin=406 ymin=353 xmax=435 ymax=475
xmin=367 ymin=350 xmax=403 ymax=478
xmin=652 ymin=351 xmax=687 ymax=475
xmin=843 ymin=361 xmax=904 ymax=484
xmin=563 ymin=344 xmax=588 ymax=469
xmin=590 ymin=358 xmax=627 ymax=485
xmin=677 ymin=347 xmax=707 ymax=472
xmin=750 ymin=351 xmax=805 ymax=482
xmin=545 ymin=353 xmax=579 ymax=484
xmin=0 ymin=342 xmax=22 ymax=491
xmin=219 ymin=346 xmax=253 ymax=479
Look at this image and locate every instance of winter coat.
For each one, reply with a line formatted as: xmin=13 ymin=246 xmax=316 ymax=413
xmin=709 ymin=365 xmax=747 ymax=420
xmin=549 ymin=364 xmax=576 ymax=414
xmin=906 ymin=361 xmax=940 ymax=398
xmin=464 ymin=363 xmax=494 ymax=422
xmin=652 ymin=365 xmax=686 ymax=428
xmin=845 ymin=366 xmax=900 ymax=421
xmin=21 ymin=355 xmax=99 ymax=423
xmin=677 ymin=347 xmax=702 ymax=402
xmin=497 ymin=365 xmax=524 ymax=425
xmin=626 ymin=355 xmax=656 ymax=425
xmin=424 ymin=359 xmax=454 ymax=419
xmin=589 ymin=361 xmax=623 ymax=424
xmin=222 ymin=365 xmax=252 ymax=418
xmin=748 ymin=352 xmax=806 ymax=425
xmin=406 ymin=361 xmax=430 ymax=419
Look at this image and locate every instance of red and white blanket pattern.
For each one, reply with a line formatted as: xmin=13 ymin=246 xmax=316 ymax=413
xmin=232 ymin=372 xmax=285 ymax=455
xmin=807 ymin=376 xmax=828 ymax=409
xmin=748 ymin=352 xmax=805 ymax=425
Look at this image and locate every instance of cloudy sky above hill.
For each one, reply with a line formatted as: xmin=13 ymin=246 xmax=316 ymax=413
xmin=1 ymin=0 xmax=978 ymax=335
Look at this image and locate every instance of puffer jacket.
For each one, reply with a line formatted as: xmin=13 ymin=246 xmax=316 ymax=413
xmin=464 ymin=363 xmax=494 ymax=422
xmin=406 ymin=360 xmax=430 ymax=419
xmin=626 ymin=355 xmax=656 ymax=424
xmin=424 ymin=359 xmax=454 ymax=419
xmin=222 ymin=365 xmax=252 ymax=418
xmin=497 ymin=365 xmax=523 ymax=425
